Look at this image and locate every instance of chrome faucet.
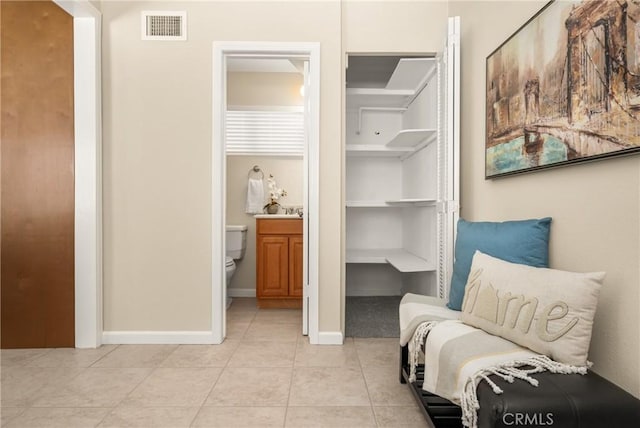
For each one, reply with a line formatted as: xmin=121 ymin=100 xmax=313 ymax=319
xmin=283 ymin=206 xmax=303 ymax=217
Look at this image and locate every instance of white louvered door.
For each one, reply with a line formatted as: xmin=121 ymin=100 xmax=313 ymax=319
xmin=436 ymin=16 xmax=461 ymax=300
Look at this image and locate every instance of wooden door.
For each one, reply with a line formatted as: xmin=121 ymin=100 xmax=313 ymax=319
xmin=289 ymin=235 xmax=303 ymax=297
xmin=257 ymin=236 xmax=289 ymax=298
xmin=1 ymin=0 xmax=75 ymax=348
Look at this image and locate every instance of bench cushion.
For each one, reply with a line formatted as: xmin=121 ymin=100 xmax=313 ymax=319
xmin=399 ymin=293 xmax=460 ymax=346
xmin=476 ymin=370 xmax=640 ymax=428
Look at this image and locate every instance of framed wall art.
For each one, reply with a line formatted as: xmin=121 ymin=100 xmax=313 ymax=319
xmin=486 ymin=0 xmax=640 ymax=178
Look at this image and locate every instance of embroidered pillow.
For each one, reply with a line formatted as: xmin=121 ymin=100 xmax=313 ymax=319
xmin=460 ymin=251 xmax=604 ymax=367
xmin=448 ymin=217 xmax=551 ymax=311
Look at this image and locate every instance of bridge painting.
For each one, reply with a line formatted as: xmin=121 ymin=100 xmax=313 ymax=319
xmin=486 ymin=0 xmax=640 ymax=178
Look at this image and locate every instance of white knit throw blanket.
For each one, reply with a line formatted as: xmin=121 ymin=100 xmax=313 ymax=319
xmin=407 ymin=320 xmax=588 ymax=428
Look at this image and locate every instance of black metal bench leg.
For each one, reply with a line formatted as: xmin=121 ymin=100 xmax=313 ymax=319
xmin=400 ymin=345 xmax=408 ymax=384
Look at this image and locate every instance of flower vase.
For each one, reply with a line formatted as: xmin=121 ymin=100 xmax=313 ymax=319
xmin=266 ymin=203 xmax=280 ymax=214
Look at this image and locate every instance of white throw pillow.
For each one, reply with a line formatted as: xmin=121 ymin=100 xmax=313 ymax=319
xmin=460 ymin=251 xmax=604 ymax=367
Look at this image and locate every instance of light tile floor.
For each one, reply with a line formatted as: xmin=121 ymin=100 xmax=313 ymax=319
xmin=0 ymin=298 xmax=427 ymax=427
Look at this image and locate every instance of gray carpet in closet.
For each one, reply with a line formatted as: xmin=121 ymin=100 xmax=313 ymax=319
xmin=345 ymin=296 xmax=402 ymax=338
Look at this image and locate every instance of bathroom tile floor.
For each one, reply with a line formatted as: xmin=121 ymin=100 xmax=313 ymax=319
xmin=0 ymin=298 xmax=427 ymax=427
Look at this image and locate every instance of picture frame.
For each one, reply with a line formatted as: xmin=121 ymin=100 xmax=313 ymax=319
xmin=485 ymin=0 xmax=640 ymax=178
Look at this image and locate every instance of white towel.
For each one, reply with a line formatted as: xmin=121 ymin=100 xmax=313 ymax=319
xmin=245 ymin=178 xmax=265 ymax=214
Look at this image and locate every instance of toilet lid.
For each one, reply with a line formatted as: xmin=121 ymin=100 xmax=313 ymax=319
xmin=225 ymin=256 xmax=234 ymax=267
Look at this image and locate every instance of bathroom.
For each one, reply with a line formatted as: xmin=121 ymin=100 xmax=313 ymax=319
xmin=224 ymin=58 xmax=305 ymax=313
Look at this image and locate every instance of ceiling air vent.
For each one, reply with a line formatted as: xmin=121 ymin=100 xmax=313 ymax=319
xmin=141 ymin=11 xmax=187 ymax=41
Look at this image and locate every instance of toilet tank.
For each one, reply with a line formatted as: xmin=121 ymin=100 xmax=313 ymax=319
xmin=226 ymin=225 xmax=248 ymax=259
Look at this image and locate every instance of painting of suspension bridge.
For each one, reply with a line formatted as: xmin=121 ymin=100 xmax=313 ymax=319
xmin=486 ymin=0 xmax=640 ymax=177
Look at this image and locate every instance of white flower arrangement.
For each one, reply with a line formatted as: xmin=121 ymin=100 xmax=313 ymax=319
xmin=266 ymin=174 xmax=287 ymax=205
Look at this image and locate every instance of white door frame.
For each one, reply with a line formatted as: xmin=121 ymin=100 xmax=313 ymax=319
xmin=212 ymin=42 xmax=320 ymax=344
xmin=54 ymin=0 xmax=102 ymax=348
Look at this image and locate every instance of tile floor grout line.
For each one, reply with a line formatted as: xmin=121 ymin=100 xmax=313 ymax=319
xmin=87 ymin=344 xmax=121 ymax=368
xmin=102 ymin=361 xmax=159 ymax=414
xmin=22 ymin=364 xmax=91 ymax=409
xmin=194 ymin=303 xmax=259 ymax=417
xmin=355 ymin=339 xmax=381 ymax=428
xmin=13 ymin=348 xmax=54 ymax=368
xmin=188 ymin=404 xmax=206 ymax=427
xmin=92 ymin=405 xmax=115 ymax=427
xmin=189 ymin=377 xmax=222 ymax=428
xmin=0 ymin=406 xmax=28 ymax=428
xmin=282 ymin=331 xmax=303 ymax=427
xmin=158 ymin=344 xmax=183 ymax=369
xmin=197 ymin=344 xmax=230 ymax=410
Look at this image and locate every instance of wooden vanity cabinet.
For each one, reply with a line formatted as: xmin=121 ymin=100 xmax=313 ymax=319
xmin=256 ymin=218 xmax=303 ymax=308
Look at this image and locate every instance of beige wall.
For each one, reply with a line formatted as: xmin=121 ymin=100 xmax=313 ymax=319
xmin=342 ymin=0 xmax=448 ymax=53
xmin=450 ymin=1 xmax=640 ymax=397
xmin=102 ymin=1 xmax=341 ymax=332
xmin=227 ymin=72 xmax=303 ymax=107
xmin=226 ymin=70 xmax=303 ymax=294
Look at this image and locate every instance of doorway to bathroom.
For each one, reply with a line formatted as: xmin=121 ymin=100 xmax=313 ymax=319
xmin=212 ymin=43 xmax=320 ymax=344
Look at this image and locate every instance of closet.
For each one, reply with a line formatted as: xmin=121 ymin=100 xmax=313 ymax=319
xmin=344 ymin=18 xmax=460 ymax=336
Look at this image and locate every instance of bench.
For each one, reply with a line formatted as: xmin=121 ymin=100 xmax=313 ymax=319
xmin=398 ymin=294 xmax=640 ymax=428
xmin=400 ymin=343 xmax=640 ymax=428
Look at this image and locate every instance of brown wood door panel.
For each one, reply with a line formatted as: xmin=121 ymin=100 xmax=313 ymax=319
xmin=289 ymin=235 xmax=303 ymax=297
xmin=256 ymin=219 xmax=302 ymax=235
xmin=257 ymin=236 xmax=289 ymax=298
xmin=1 ymin=1 xmax=75 ymax=348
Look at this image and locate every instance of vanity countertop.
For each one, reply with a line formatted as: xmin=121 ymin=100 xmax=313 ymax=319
xmin=254 ymin=214 xmax=302 ymax=219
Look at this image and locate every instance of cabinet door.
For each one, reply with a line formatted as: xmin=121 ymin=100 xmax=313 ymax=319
xmin=289 ymin=235 xmax=303 ymax=297
xmin=257 ymin=236 xmax=289 ymax=298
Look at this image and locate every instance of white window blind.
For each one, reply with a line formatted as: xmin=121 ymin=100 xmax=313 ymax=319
xmin=225 ymin=108 xmax=304 ymax=155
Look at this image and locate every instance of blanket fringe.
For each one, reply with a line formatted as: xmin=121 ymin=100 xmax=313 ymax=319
xmin=459 ymin=355 xmax=588 ymax=428
xmin=407 ymin=321 xmax=438 ymax=383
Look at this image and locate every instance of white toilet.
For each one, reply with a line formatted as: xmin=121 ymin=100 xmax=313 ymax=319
xmin=225 ymin=225 xmax=248 ymax=308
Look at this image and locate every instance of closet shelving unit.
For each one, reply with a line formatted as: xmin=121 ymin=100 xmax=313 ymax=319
xmin=344 ymin=17 xmax=459 ymax=335
xmin=346 ymin=56 xmax=442 ymax=297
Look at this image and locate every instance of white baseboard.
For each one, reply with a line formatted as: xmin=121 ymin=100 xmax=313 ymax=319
xmin=317 ymin=331 xmax=344 ymax=345
xmin=102 ymin=331 xmax=215 ymax=345
xmin=228 ymin=288 xmax=256 ymax=298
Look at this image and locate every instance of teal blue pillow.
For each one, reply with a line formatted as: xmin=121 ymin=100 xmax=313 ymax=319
xmin=447 ymin=217 xmax=551 ymax=310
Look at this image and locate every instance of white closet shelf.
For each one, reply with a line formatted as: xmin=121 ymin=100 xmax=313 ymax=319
xmin=386 ymin=251 xmax=435 ymax=273
xmin=346 ymin=130 xmax=436 ymax=158
xmin=346 ymin=201 xmax=394 ymax=208
xmin=346 ymin=248 xmax=435 ymax=273
xmin=346 ymin=249 xmax=393 ymax=264
xmin=386 ymin=58 xmax=437 ymax=91
xmin=346 ymin=145 xmax=414 ymax=157
xmin=385 ymin=198 xmax=436 ymax=206
xmin=346 ymin=88 xmax=415 ymax=109
xmin=385 ymin=129 xmax=436 ymax=148
xmin=346 ymin=199 xmax=436 ymax=208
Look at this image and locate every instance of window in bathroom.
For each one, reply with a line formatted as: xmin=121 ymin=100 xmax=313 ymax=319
xmin=225 ymin=107 xmax=304 ymax=156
